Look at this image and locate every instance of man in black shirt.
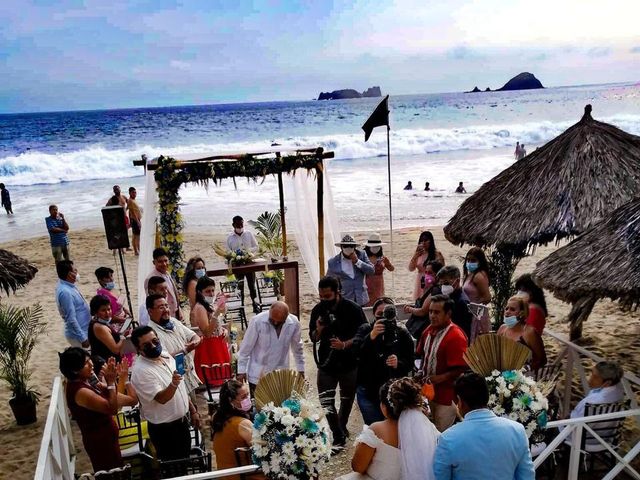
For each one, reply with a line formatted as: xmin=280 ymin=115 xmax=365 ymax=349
xmin=353 ymin=297 xmax=415 ymax=425
xmin=309 ymin=276 xmax=367 ymax=448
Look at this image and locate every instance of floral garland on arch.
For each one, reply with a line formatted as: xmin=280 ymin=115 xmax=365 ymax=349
xmin=153 ymin=152 xmax=323 ymax=284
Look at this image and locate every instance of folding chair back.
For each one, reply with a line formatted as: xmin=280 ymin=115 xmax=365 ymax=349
xmin=115 ymin=408 xmax=147 ymax=458
xmin=582 ymin=400 xmax=629 ymax=453
xmin=234 ymin=447 xmax=261 ymax=480
xmin=220 ymin=281 xmax=248 ymax=329
xmin=201 ymin=363 xmax=234 ymax=413
xmin=256 ymin=275 xmax=279 ymax=310
xmin=159 ymin=448 xmax=211 ymax=478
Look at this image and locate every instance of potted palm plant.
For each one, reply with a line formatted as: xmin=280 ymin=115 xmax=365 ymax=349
xmin=0 ymin=303 xmax=45 ymax=425
xmin=249 ymin=210 xmax=291 ymax=294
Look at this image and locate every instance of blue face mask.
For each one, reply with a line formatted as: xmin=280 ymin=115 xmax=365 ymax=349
xmin=105 ymin=281 xmax=116 ymax=291
xmin=466 ymin=262 xmax=479 ymax=273
xmin=160 ymin=318 xmax=175 ymax=330
xmin=195 ymin=268 xmax=206 ymax=279
xmin=504 ymin=316 xmax=519 ymax=328
xmin=143 ymin=340 xmax=163 ymax=359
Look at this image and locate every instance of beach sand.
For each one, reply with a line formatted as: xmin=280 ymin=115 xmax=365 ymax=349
xmin=1 ymin=227 xmax=639 ymax=479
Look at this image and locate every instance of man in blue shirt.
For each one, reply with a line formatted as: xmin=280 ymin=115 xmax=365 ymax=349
xmin=434 ymin=372 xmax=535 ymax=480
xmin=55 ymin=260 xmax=91 ymax=348
xmin=45 ymin=204 xmax=70 ymax=262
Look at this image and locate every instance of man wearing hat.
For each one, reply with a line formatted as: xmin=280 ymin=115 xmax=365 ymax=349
xmin=327 ymin=234 xmax=375 ymax=306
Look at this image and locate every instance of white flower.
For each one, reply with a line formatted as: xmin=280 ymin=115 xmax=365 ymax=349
xmin=261 ymin=461 xmax=271 ymax=474
xmin=281 ymin=414 xmax=296 ymax=427
xmin=285 ymin=425 xmax=296 ymax=437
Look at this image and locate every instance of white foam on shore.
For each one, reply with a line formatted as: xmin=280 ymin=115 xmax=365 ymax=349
xmin=3 ymin=113 xmax=639 ymax=186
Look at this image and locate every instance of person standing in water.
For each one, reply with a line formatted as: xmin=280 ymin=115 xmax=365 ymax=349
xmin=424 ymin=182 xmax=431 ymax=191
xmin=0 ymin=184 xmax=13 ymax=215
xmin=404 ymin=181 xmax=413 ymax=190
xmin=455 ymin=182 xmax=467 ymax=193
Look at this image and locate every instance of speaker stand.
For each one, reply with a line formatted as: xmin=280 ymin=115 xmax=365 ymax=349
xmin=117 ymin=248 xmax=136 ymax=326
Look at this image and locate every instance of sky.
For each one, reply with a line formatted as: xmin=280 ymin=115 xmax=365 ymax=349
xmin=1 ymin=0 xmax=639 ymax=113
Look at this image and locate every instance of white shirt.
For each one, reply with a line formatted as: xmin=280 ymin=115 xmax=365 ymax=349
xmin=131 ymin=351 xmax=189 ymax=424
xmin=341 ymin=254 xmax=355 ymax=279
xmin=237 ymin=311 xmax=305 ymax=385
xmin=138 ymin=304 xmax=150 ymax=327
xmin=570 ymin=384 xmax=624 ymax=419
xmin=144 ymin=269 xmax=181 ymax=319
xmin=149 ymin=319 xmax=201 ymax=393
xmin=226 ymin=230 xmax=258 ymax=253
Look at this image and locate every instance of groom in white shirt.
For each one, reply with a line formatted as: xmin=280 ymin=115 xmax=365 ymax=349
xmin=237 ymin=301 xmax=305 ymax=394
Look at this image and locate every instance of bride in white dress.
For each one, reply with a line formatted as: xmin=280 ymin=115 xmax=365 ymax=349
xmin=337 ymin=378 xmax=440 ymax=480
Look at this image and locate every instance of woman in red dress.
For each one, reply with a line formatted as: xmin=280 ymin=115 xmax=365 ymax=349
xmin=190 ymin=276 xmax=231 ymax=385
xmin=514 ymin=273 xmax=548 ymax=335
xmin=59 ymin=349 xmax=137 ymax=472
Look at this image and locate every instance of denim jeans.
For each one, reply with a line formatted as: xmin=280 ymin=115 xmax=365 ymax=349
xmin=356 ymin=385 xmax=385 ymax=425
xmin=317 ymin=367 xmax=357 ymax=445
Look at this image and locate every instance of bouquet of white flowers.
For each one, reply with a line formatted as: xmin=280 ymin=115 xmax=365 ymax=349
xmin=252 ymin=396 xmax=332 ymax=480
xmin=213 ymin=243 xmax=255 ymax=266
xmin=486 ymin=369 xmax=549 ymax=442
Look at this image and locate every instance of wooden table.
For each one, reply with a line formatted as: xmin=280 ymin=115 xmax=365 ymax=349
xmin=206 ymin=260 xmax=300 ymax=317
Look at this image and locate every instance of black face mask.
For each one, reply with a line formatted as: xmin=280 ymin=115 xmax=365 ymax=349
xmin=320 ymin=298 xmax=337 ymax=310
xmin=143 ymin=341 xmax=162 ymax=359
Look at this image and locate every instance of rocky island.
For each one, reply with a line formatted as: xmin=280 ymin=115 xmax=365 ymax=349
xmin=466 ymin=72 xmax=544 ymax=93
xmin=317 ymin=86 xmax=382 ymax=100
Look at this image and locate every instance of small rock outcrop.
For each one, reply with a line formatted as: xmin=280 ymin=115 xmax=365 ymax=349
xmin=317 ymin=86 xmax=382 ymax=100
xmin=467 ymin=86 xmax=481 ymax=93
xmin=497 ymin=72 xmax=544 ymax=91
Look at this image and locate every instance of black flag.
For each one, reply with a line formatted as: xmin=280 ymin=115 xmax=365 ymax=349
xmin=362 ymin=95 xmax=389 ymax=142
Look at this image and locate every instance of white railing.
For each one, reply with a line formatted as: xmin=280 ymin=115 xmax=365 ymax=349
xmin=34 ymin=376 xmax=76 ymax=480
xmin=534 ymin=409 xmax=640 ymax=479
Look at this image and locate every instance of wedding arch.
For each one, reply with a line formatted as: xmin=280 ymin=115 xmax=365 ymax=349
xmin=133 ymin=147 xmax=337 ymax=296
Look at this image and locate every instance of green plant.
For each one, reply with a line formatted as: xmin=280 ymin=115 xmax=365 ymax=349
xmin=487 ymin=247 xmax=524 ymax=327
xmin=248 ymin=210 xmax=290 ymax=257
xmin=0 ymin=304 xmax=46 ymax=402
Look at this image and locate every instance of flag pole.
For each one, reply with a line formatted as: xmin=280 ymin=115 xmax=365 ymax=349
xmin=386 ymin=124 xmax=395 ymax=296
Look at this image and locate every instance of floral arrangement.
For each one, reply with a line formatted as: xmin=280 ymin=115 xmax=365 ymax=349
xmin=486 ymin=369 xmax=549 ymax=442
xmin=252 ymin=396 xmax=332 ymax=480
xmin=213 ymin=242 xmax=255 ymax=266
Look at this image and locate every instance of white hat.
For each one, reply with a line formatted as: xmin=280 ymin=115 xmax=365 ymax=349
xmin=364 ymin=232 xmax=387 ymax=247
xmin=335 ymin=234 xmax=357 ymax=247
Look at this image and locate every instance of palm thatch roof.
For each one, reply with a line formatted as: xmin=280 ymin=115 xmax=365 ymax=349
xmin=0 ymin=249 xmax=38 ymax=296
xmin=533 ymin=197 xmax=640 ymax=306
xmin=444 ymin=105 xmax=640 ymax=251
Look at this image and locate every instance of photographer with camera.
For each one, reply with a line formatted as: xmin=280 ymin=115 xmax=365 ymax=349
xmin=353 ymin=297 xmax=415 ymax=425
xmin=310 ymin=275 xmax=367 ymax=450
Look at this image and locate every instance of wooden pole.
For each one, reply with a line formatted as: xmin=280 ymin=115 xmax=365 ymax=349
xmin=277 ymin=171 xmax=287 ymax=256
xmin=317 ymin=161 xmax=325 ymax=278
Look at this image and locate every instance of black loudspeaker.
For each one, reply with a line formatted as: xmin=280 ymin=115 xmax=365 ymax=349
xmin=102 ymin=206 xmax=130 ymax=250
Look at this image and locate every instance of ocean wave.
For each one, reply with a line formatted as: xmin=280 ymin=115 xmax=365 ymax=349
xmin=2 ymin=114 xmax=639 ymax=186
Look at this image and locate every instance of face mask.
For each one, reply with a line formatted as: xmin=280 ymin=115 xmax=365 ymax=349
xmin=369 ymin=246 xmax=381 ymax=255
xmin=195 ymin=268 xmax=206 ymax=279
xmin=160 ymin=318 xmax=175 ymax=330
xmin=204 ymin=295 xmax=216 ymax=305
xmin=424 ymin=274 xmax=436 ymax=287
xmin=504 ymin=316 xmax=519 ymax=328
xmin=320 ymin=298 xmax=337 ymax=310
xmin=342 ymin=247 xmax=355 ymax=256
xmin=234 ymin=228 xmax=243 ymax=235
xmin=466 ymin=262 xmax=479 ymax=273
xmin=440 ymin=284 xmax=454 ymax=296
xmin=74 ymin=273 xmax=80 ymax=281
xmin=143 ymin=341 xmax=162 ymax=359
xmin=105 ymin=281 xmax=115 ymax=290
xmin=239 ymin=397 xmax=252 ymax=412
xmin=97 ymin=317 xmax=112 ymax=325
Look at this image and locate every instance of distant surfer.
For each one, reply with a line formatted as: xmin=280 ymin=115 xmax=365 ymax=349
xmin=404 ymin=181 xmax=413 ymax=191
xmin=424 ymin=182 xmax=431 ymax=191
xmin=455 ymin=182 xmax=467 ymax=194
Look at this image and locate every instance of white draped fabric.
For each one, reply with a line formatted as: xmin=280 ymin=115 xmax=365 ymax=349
xmin=286 ymin=164 xmax=342 ymax=289
xmin=137 ymin=168 xmax=159 ymax=310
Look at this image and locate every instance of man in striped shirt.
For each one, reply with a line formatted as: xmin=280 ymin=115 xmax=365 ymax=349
xmin=45 ymin=204 xmax=70 ymax=262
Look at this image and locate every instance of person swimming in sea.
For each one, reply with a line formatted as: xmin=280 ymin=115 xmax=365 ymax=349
xmin=404 ymin=181 xmax=413 ymax=190
xmin=455 ymin=182 xmax=467 ymax=193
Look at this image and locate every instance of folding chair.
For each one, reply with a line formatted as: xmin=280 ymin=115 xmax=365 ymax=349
xmin=234 ymin=447 xmax=261 ymax=480
xmin=115 ymin=408 xmax=149 ymax=460
xmin=201 ymin=363 xmax=234 ymax=415
xmin=158 ymin=448 xmax=211 ymax=478
xmin=220 ymin=281 xmax=248 ymax=329
xmin=580 ymin=400 xmax=630 ymax=472
xmin=256 ymin=274 xmax=279 ymax=311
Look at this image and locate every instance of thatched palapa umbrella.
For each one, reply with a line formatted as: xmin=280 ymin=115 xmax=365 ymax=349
xmin=0 ymin=249 xmax=38 ymax=297
xmin=444 ymin=105 xmax=640 ymax=335
xmin=533 ymin=197 xmax=640 ymax=337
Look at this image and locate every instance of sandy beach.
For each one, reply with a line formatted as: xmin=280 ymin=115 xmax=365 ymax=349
xmin=1 ymin=226 xmax=639 ymax=479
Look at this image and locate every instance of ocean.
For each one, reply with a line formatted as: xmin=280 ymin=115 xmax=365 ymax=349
xmin=1 ymin=82 xmax=639 ymax=242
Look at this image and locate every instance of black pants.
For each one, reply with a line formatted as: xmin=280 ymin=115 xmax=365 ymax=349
xmin=148 ymin=416 xmax=191 ymax=461
xmin=317 ymin=367 xmax=357 ymax=445
xmin=237 ymin=272 xmax=257 ymax=303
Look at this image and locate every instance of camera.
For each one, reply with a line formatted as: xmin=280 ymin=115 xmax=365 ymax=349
xmin=381 ymin=305 xmax=398 ymax=346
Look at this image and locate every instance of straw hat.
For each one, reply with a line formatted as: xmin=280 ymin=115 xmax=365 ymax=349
xmin=335 ymin=234 xmax=358 ymax=247
xmin=364 ymin=232 xmax=387 ymax=247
